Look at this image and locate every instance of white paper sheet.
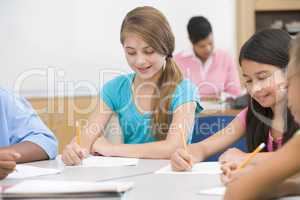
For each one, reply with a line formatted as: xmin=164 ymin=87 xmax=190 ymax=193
xmin=65 ymin=156 xmax=139 ymax=167
xmin=155 ymin=162 xmax=222 ymax=174
xmin=7 ymin=165 xmax=61 ymax=179
xmin=198 ymin=186 xmax=225 ymax=196
xmin=201 ymin=101 xmax=226 ymax=111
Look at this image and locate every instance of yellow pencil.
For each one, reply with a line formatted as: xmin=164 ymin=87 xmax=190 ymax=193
xmin=181 ymin=131 xmax=187 ymax=151
xmin=75 ymin=121 xmax=81 ymax=146
xmin=181 ymin=131 xmax=193 ymax=166
xmin=237 ymin=143 xmax=265 ymax=170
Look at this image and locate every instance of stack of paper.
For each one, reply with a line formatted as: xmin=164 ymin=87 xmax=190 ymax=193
xmin=155 ymin=162 xmax=222 ymax=174
xmin=2 ymin=180 xmax=133 ymax=199
xmin=7 ymin=165 xmax=61 ymax=179
xmin=65 ymin=156 xmax=139 ymax=167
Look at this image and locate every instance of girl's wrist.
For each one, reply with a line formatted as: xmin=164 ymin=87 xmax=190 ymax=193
xmin=110 ymin=144 xmax=121 ymax=157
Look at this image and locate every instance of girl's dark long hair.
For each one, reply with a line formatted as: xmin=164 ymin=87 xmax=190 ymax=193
xmin=239 ymin=29 xmax=299 ymax=152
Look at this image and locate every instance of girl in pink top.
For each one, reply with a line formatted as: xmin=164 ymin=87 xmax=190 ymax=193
xmin=224 ymin=34 xmax=300 ymax=200
xmin=236 ymin=108 xmax=283 ymax=152
xmin=174 ymin=16 xmax=241 ymax=99
xmin=170 ymin=29 xmax=299 ymax=175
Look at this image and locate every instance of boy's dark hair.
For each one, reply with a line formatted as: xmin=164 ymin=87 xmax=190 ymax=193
xmin=239 ymin=29 xmax=299 ymax=152
xmin=187 ymin=16 xmax=212 ymax=44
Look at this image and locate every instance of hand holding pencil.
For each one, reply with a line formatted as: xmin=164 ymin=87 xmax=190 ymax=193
xmin=220 ymin=143 xmax=265 ymax=185
xmin=170 ymin=132 xmax=203 ymax=171
xmin=61 ymin=121 xmax=89 ymax=166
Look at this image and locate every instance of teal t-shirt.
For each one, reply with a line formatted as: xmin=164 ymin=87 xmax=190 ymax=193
xmin=100 ymin=73 xmax=202 ymax=144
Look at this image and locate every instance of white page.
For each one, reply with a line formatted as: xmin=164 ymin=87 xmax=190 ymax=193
xmin=7 ymin=165 xmax=61 ymax=179
xmin=155 ymin=162 xmax=222 ymax=174
xmin=198 ymin=186 xmax=225 ymax=196
xmin=65 ymin=156 xmax=139 ymax=167
xmin=3 ymin=180 xmax=134 ymax=194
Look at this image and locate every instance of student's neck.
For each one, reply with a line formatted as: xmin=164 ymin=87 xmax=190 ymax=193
xmin=199 ymin=58 xmax=208 ymax=64
xmin=134 ymin=71 xmax=162 ymax=87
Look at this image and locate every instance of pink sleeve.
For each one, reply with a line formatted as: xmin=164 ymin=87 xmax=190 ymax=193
xmin=223 ymin=53 xmax=242 ymax=97
xmin=235 ymin=107 xmax=248 ymax=129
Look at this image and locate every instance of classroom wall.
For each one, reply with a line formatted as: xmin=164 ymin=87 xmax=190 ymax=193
xmin=0 ymin=0 xmax=236 ymax=97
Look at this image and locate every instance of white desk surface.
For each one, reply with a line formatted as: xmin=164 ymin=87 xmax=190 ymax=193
xmin=0 ymin=159 xmax=298 ymax=200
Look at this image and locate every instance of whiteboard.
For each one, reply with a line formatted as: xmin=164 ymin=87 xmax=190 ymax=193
xmin=0 ymin=0 xmax=236 ymax=97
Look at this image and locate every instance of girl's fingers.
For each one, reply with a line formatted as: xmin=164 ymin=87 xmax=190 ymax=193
xmin=177 ymin=149 xmax=193 ymax=163
xmin=62 ymin=144 xmax=83 ymax=165
xmin=62 ymin=153 xmax=74 ymax=166
xmin=72 ymin=144 xmax=86 ymax=160
xmin=221 ymin=161 xmax=238 ymax=172
xmin=175 ymin=153 xmax=193 ymax=170
xmin=68 ymin=148 xmax=82 ymax=165
xmin=229 ymin=163 xmax=238 ymax=171
xmin=171 ymin=151 xmax=192 ymax=171
xmin=79 ymin=149 xmax=89 ymax=159
xmin=171 ymin=158 xmax=184 ymax=171
xmin=221 ymin=165 xmax=229 ymax=175
xmin=171 ymin=152 xmax=182 ymax=171
xmin=220 ymin=173 xmax=232 ymax=186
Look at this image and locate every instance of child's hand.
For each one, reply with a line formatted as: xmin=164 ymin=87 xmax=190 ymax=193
xmin=219 ymin=148 xmax=247 ymax=164
xmin=170 ymin=148 xmax=200 ymax=171
xmin=62 ymin=140 xmax=89 ymax=166
xmin=0 ymin=150 xmax=21 ymax=179
xmin=91 ymin=136 xmax=114 ymax=157
xmin=220 ymin=161 xmax=253 ymax=185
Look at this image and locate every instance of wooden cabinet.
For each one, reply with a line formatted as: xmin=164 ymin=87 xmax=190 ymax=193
xmin=236 ymin=0 xmax=300 ymax=53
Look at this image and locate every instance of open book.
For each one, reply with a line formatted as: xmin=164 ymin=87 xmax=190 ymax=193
xmin=1 ymin=180 xmax=133 ymax=199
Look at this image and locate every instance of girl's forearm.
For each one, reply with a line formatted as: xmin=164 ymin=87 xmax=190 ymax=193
xmin=251 ymin=152 xmax=274 ymax=164
xmin=187 ymin=143 xmax=208 ymax=162
xmin=225 ymin=137 xmax=300 ymax=200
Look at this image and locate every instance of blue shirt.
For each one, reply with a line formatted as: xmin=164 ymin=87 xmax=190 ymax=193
xmin=0 ymin=88 xmax=58 ymax=159
xmin=100 ymin=73 xmax=202 ymax=144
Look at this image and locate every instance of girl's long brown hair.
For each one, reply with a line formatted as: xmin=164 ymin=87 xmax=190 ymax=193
xmin=120 ymin=6 xmax=183 ymax=140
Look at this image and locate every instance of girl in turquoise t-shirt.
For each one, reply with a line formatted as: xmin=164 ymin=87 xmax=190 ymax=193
xmin=62 ymin=6 xmax=202 ymax=165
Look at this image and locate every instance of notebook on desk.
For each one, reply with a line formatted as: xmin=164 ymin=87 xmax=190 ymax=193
xmin=1 ymin=180 xmax=134 ymax=199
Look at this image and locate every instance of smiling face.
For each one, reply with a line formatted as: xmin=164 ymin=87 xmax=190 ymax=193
xmin=123 ymin=33 xmax=166 ymax=80
xmin=287 ymin=60 xmax=300 ymax=124
xmin=241 ymin=59 xmax=287 ymax=108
